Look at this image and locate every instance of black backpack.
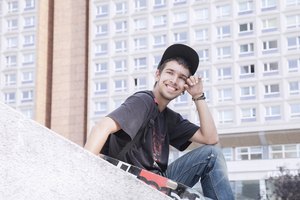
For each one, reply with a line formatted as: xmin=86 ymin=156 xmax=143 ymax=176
xmin=116 ymin=90 xmax=160 ymax=161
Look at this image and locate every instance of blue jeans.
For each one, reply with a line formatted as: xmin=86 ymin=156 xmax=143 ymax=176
xmin=166 ymin=145 xmax=234 ymax=200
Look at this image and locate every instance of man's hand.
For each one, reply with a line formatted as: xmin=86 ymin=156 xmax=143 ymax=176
xmin=184 ymin=76 xmax=204 ymax=98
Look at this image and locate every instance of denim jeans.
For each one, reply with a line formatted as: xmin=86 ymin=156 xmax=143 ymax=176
xmin=165 ymin=145 xmax=234 ymax=200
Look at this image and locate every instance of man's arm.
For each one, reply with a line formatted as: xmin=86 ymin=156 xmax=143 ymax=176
xmin=190 ymin=99 xmax=218 ymax=144
xmin=84 ymin=117 xmax=121 ymax=155
xmin=184 ymin=76 xmax=219 ymax=145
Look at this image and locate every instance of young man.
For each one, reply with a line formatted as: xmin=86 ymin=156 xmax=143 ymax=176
xmin=84 ymin=44 xmax=234 ymax=199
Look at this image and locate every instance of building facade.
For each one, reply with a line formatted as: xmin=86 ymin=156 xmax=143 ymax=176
xmin=1 ymin=0 xmax=300 ymax=199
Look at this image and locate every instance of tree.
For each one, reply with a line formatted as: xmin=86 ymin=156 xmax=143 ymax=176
xmin=266 ymin=166 xmax=300 ymax=200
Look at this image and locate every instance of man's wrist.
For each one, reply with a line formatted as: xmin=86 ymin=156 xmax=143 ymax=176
xmin=192 ymin=93 xmax=206 ymax=101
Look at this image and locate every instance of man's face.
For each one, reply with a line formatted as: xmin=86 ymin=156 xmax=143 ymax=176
xmin=156 ymin=60 xmax=190 ymax=100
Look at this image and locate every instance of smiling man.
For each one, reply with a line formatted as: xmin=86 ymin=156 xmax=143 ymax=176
xmin=84 ymin=44 xmax=234 ymax=200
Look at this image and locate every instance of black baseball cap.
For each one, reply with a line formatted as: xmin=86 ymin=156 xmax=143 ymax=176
xmin=158 ymin=44 xmax=199 ymax=75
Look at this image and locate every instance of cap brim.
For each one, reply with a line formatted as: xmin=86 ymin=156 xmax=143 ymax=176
xmin=159 ymin=44 xmax=199 ymax=75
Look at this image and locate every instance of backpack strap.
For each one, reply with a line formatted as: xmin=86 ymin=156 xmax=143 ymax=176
xmin=116 ymin=91 xmax=159 ymax=161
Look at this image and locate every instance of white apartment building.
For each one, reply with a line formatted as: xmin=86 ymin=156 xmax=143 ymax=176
xmin=0 ymin=0 xmax=36 ymax=119
xmin=88 ymin=0 xmax=300 ymax=199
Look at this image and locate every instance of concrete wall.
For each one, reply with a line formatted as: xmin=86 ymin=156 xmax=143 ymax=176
xmin=0 ymin=102 xmax=170 ymax=200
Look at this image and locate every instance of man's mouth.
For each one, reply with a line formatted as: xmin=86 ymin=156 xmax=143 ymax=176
xmin=165 ymin=84 xmax=177 ymax=92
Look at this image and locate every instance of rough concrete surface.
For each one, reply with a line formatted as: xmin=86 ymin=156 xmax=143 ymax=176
xmin=0 ymin=102 xmax=171 ymax=200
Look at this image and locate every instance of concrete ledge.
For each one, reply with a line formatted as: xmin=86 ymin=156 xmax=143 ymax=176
xmin=0 ymin=102 xmax=171 ymax=200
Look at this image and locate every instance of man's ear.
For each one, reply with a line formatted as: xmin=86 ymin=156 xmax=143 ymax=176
xmin=155 ymin=70 xmax=160 ymax=81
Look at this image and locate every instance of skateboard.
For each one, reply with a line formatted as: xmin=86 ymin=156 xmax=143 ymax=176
xmin=101 ymin=155 xmax=205 ymax=200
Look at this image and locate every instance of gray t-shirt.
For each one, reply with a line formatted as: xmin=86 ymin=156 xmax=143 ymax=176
xmin=103 ymin=91 xmax=199 ymax=174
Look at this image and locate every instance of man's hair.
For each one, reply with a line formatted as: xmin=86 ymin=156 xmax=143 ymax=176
xmin=157 ymin=57 xmax=191 ymax=74
xmin=154 ymin=57 xmax=191 ymax=88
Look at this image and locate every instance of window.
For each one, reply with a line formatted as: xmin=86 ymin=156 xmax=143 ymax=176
xmin=217 ymin=46 xmax=231 ymax=59
xmin=240 ymin=43 xmax=254 ymax=55
xmin=240 ymin=64 xmax=255 ymax=78
xmin=236 ymin=146 xmax=263 ymax=160
xmin=232 ymin=180 xmax=260 ymax=200
xmin=95 ymin=82 xmax=108 ymax=94
xmin=264 ymin=84 xmax=280 ymax=97
xmin=6 ymin=55 xmax=17 ymax=67
xmin=21 ymin=90 xmax=33 ymax=102
xmin=217 ymin=25 xmax=231 ymax=39
xmin=154 ymin=0 xmax=166 ymax=8
xmin=173 ymin=12 xmax=187 ymax=24
xmin=218 ymin=67 xmax=232 ymax=80
xmin=134 ymin=57 xmax=147 ymax=70
xmin=290 ymin=103 xmax=300 ymax=118
xmin=241 ymin=107 xmax=256 ymax=122
xmin=240 ymin=86 xmax=256 ymax=100
xmin=238 ymin=0 xmax=253 ymax=15
xmin=265 ymin=105 xmax=281 ymax=120
xmin=222 ymin=148 xmax=233 ymax=161
xmin=134 ymin=18 xmax=147 ymax=30
xmin=174 ymin=0 xmax=186 ymax=4
xmin=195 ymin=29 xmax=208 ymax=41
xmin=95 ymin=62 xmax=108 ymax=74
xmin=134 ymin=77 xmax=147 ymax=90
xmin=286 ymin=14 xmax=300 ymax=29
xmin=262 ymin=18 xmax=277 ymax=32
xmin=134 ymin=37 xmax=147 ymax=50
xmin=153 ymin=35 xmax=166 ymax=47
xmin=198 ymin=69 xmax=210 ymax=82
xmin=114 ymin=79 xmax=127 ymax=92
xmin=174 ymin=93 xmax=188 ymax=106
xmin=135 ymin=0 xmax=147 ymax=10
xmin=95 ymin=101 xmax=107 ymax=115
xmin=4 ymin=73 xmax=17 ymax=86
xmin=96 ymin=4 xmax=108 ymax=17
xmin=114 ymin=59 xmax=127 ymax=72
xmin=263 ymin=62 xmax=279 ymax=75
xmin=115 ymin=1 xmax=127 ymax=14
xmin=22 ymin=71 xmax=33 ymax=84
xmin=24 ymin=34 xmax=35 ymax=47
xmin=288 ymin=58 xmax=300 ymax=72
xmin=115 ymin=20 xmax=127 ymax=33
xmin=25 ymin=0 xmax=35 ymax=10
xmin=239 ymin=22 xmax=253 ymax=34
xmin=7 ymin=37 xmax=18 ymax=48
xmin=174 ymin=32 xmax=187 ymax=43
xmin=261 ymin=0 xmax=277 ymax=10
xmin=7 ymin=18 xmax=18 ymax=31
xmin=115 ymin=40 xmax=127 ymax=52
xmin=218 ymin=88 xmax=233 ymax=102
xmin=217 ymin=4 xmax=231 ymax=18
xmin=95 ymin=43 xmax=108 ymax=55
xmin=195 ymin=8 xmax=209 ymax=21
xmin=4 ymin=92 xmax=16 ymax=103
xmin=218 ymin=109 xmax=234 ymax=124
xmin=270 ymin=144 xmax=299 ymax=159
xmin=198 ymin=49 xmax=209 ymax=62
xmin=286 ymin=0 xmax=300 ymax=6
xmin=289 ymin=81 xmax=300 ymax=95
xmin=8 ymin=1 xmax=18 ymax=12
xmin=263 ymin=40 xmax=278 ymax=52
xmin=96 ymin=24 xmax=108 ymax=36
xmin=21 ymin=108 xmax=33 ymax=119
xmin=287 ymin=36 xmax=300 ymax=50
xmin=24 ymin=16 xmax=35 ymax=28
xmin=23 ymin=53 xmax=35 ymax=65
xmin=153 ymin=15 xmax=167 ymax=27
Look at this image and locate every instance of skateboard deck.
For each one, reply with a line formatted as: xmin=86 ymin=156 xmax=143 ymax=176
xmin=102 ymin=155 xmax=205 ymax=200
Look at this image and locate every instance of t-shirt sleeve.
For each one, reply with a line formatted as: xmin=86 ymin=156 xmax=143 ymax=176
xmin=107 ymin=93 xmax=153 ymax=140
xmin=167 ymin=109 xmax=199 ymax=151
